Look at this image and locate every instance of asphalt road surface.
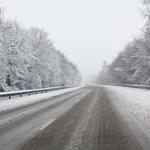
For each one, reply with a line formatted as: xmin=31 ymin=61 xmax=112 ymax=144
xmin=0 ymin=86 xmax=150 ymax=150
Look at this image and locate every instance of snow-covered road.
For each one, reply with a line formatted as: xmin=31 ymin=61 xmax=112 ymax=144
xmin=1 ymin=85 xmax=150 ymax=150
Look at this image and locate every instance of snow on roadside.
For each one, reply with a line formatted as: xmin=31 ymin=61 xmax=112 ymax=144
xmin=0 ymin=86 xmax=83 ymax=112
xmin=104 ymin=86 xmax=150 ymax=128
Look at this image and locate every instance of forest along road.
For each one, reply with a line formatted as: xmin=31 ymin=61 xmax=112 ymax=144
xmin=0 ymin=86 xmax=150 ymax=150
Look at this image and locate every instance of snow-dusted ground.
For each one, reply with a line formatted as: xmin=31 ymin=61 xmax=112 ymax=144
xmin=105 ymin=86 xmax=150 ymax=128
xmin=0 ymin=86 xmax=83 ymax=112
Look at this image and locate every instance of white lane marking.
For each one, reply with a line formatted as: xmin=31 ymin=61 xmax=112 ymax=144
xmin=76 ymin=99 xmax=80 ymax=102
xmin=40 ymin=119 xmax=55 ymax=130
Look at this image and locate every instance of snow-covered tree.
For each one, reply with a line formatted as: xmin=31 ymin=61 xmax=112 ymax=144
xmin=0 ymin=7 xmax=82 ymax=92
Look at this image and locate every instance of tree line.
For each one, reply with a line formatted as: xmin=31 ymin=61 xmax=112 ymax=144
xmin=96 ymin=1 xmax=150 ymax=85
xmin=0 ymin=8 xmax=81 ymax=92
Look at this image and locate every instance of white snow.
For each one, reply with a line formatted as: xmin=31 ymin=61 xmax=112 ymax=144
xmin=0 ymin=86 xmax=83 ymax=112
xmin=105 ymin=86 xmax=150 ymax=128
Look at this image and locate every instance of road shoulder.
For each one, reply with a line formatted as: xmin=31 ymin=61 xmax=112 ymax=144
xmin=106 ymin=87 xmax=150 ymax=150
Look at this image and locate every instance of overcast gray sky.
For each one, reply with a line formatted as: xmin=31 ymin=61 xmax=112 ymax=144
xmin=1 ymin=0 xmax=145 ymax=83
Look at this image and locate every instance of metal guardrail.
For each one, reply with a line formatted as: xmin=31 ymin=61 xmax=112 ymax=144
xmin=116 ymin=84 xmax=150 ymax=90
xmin=0 ymin=85 xmax=79 ymax=99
